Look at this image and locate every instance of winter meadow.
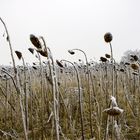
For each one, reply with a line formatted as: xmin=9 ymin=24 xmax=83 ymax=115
xmin=0 ymin=18 xmax=140 ymax=140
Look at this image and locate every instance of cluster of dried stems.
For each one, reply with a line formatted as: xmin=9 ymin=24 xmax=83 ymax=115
xmin=0 ymin=18 xmax=140 ymax=140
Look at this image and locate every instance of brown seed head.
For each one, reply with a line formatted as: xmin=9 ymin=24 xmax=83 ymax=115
xmin=104 ymin=107 xmax=123 ymax=116
xmin=100 ymin=57 xmax=107 ymax=62
xmin=131 ymin=63 xmax=139 ymax=70
xmin=15 ymin=51 xmax=22 ymax=60
xmin=28 ymin=48 xmax=34 ymax=54
xmin=68 ymin=50 xmax=75 ymax=55
xmin=32 ymin=66 xmax=37 ymax=70
xmin=36 ymin=49 xmax=48 ymax=57
xmin=125 ymin=62 xmax=130 ymax=65
xmin=105 ymin=53 xmax=111 ymax=58
xmin=120 ymin=69 xmax=124 ymax=72
xmin=104 ymin=32 xmax=113 ymax=43
xmin=130 ymin=55 xmax=138 ymax=61
xmin=30 ymin=34 xmax=42 ymax=49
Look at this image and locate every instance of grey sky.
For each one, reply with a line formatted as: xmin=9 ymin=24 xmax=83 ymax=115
xmin=0 ymin=0 xmax=140 ymax=65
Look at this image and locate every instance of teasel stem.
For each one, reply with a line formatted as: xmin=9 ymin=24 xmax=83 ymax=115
xmin=40 ymin=36 xmax=60 ymax=140
xmin=21 ymin=56 xmax=29 ymax=135
xmin=110 ymin=42 xmax=116 ymax=140
xmin=0 ymin=18 xmax=28 ymax=140
xmin=60 ymin=59 xmax=85 ymax=140
xmin=26 ymin=63 xmax=35 ymax=139
xmin=36 ymin=49 xmax=45 ymax=139
xmin=105 ymin=42 xmax=115 ymax=140
xmin=69 ymin=48 xmax=93 ymax=138
xmin=0 ymin=17 xmax=17 ymax=75
xmin=109 ymin=42 xmax=115 ymax=97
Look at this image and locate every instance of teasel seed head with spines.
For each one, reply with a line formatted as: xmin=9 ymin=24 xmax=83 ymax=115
xmin=104 ymin=32 xmax=113 ymax=43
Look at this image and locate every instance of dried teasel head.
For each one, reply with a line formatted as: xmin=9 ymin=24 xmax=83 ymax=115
xmin=30 ymin=34 xmax=42 ymax=49
xmin=56 ymin=60 xmax=64 ymax=68
xmin=104 ymin=32 xmax=113 ymax=43
xmin=68 ymin=50 xmax=75 ymax=55
xmin=100 ymin=57 xmax=107 ymax=62
xmin=104 ymin=107 xmax=124 ymax=116
xmin=28 ymin=48 xmax=34 ymax=54
xmin=131 ymin=63 xmax=139 ymax=70
xmin=15 ymin=51 xmax=22 ymax=60
xmin=105 ymin=53 xmax=111 ymax=58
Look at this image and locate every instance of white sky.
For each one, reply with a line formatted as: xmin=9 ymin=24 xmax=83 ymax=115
xmin=0 ymin=0 xmax=140 ymax=65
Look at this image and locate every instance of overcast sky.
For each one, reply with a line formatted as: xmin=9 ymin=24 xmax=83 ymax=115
xmin=0 ymin=0 xmax=140 ymax=65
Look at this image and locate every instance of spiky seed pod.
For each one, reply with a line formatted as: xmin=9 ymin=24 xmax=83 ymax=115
xmin=131 ymin=63 xmax=139 ymax=70
xmin=68 ymin=50 xmax=75 ymax=55
xmin=105 ymin=53 xmax=111 ymax=58
xmin=100 ymin=57 xmax=107 ymax=62
xmin=28 ymin=48 xmax=34 ymax=54
xmin=15 ymin=51 xmax=22 ymax=60
xmin=104 ymin=32 xmax=113 ymax=43
xmin=56 ymin=60 xmax=64 ymax=68
xmin=36 ymin=49 xmax=48 ymax=57
xmin=30 ymin=34 xmax=42 ymax=49
xmin=104 ymin=107 xmax=123 ymax=116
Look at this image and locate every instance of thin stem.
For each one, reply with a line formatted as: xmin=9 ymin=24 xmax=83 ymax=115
xmin=70 ymin=48 xmax=93 ymax=138
xmin=109 ymin=43 xmax=115 ymax=97
xmin=41 ymin=37 xmax=60 ymax=140
xmin=61 ymin=59 xmax=85 ymax=140
xmin=0 ymin=17 xmax=17 ymax=75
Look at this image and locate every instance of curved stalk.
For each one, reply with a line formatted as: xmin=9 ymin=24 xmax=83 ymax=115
xmin=41 ymin=37 xmax=60 ymax=140
xmin=61 ymin=59 xmax=85 ymax=140
xmin=69 ymin=48 xmax=93 ymax=138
